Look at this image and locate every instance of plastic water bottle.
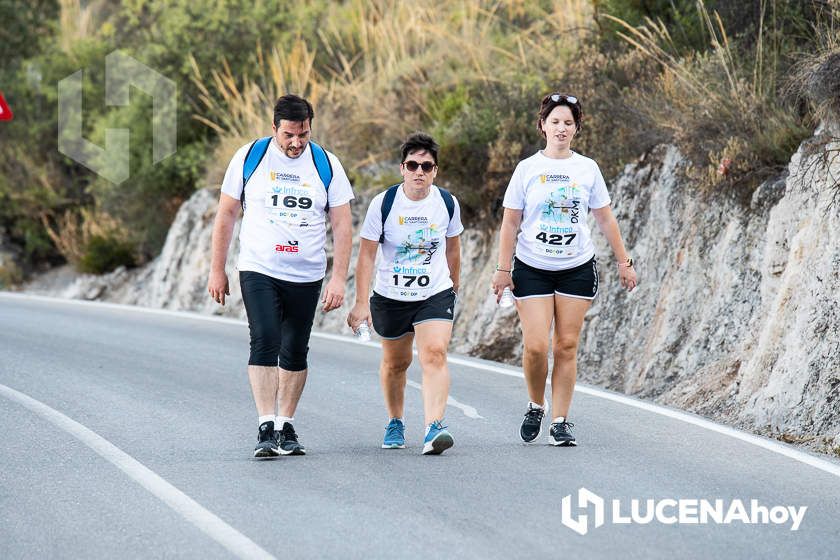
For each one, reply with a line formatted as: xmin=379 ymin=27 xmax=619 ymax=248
xmin=499 ymin=287 xmax=514 ymax=308
xmin=355 ymin=320 xmax=371 ymax=342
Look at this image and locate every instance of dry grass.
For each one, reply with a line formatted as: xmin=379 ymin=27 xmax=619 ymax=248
xmin=58 ymin=0 xmax=111 ymax=51
xmin=41 ymin=207 xmax=130 ymax=266
xmin=192 ymin=0 xmax=596 ymax=186
xmin=190 ymin=0 xmax=823 ymax=204
xmin=605 ymin=0 xmax=811 ymax=191
xmin=191 ymin=39 xmax=327 ymax=186
xmin=788 ymin=1 xmax=840 ymax=124
xmin=58 ymin=0 xmax=93 ymax=51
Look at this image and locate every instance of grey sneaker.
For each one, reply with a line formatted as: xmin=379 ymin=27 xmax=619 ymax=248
xmin=276 ymin=422 xmax=306 ymax=455
xmin=549 ymin=421 xmax=577 ymax=446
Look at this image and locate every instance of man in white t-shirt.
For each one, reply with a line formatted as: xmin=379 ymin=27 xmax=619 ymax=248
xmin=348 ymin=132 xmax=463 ymax=455
xmin=208 ymin=94 xmax=354 ymax=458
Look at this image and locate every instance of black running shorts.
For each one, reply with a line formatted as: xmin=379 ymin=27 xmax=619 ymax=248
xmin=239 ymin=271 xmax=323 ymax=370
xmin=370 ymin=288 xmax=456 ymax=340
xmin=511 ymin=256 xmax=599 ymax=300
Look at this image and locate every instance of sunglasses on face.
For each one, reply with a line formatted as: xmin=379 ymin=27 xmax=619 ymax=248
xmin=549 ymin=93 xmax=578 ymax=104
xmin=403 ymin=160 xmax=436 ymax=173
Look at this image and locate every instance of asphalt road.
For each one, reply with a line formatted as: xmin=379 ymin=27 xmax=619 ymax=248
xmin=1 ymin=293 xmax=839 ymax=559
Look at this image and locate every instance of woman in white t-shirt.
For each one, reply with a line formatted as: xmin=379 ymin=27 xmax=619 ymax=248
xmin=348 ymin=132 xmax=463 ymax=455
xmin=491 ymin=93 xmax=638 ymax=446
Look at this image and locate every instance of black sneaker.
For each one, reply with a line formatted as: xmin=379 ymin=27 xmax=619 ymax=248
xmin=254 ymin=421 xmax=280 ymax=458
xmin=549 ymin=421 xmax=577 ymax=446
xmin=277 ymin=422 xmax=306 ymax=455
xmin=520 ymin=403 xmax=545 ymax=442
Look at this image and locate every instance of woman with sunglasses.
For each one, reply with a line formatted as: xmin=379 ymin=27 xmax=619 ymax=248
xmin=348 ymin=132 xmax=463 ymax=455
xmin=491 ymin=93 xmax=637 ymax=446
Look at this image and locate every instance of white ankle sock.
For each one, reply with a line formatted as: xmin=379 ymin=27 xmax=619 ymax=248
xmin=258 ymin=415 xmax=275 ymax=427
xmin=529 ymin=401 xmax=546 ymax=410
xmin=552 ymin=416 xmax=566 ymax=424
xmin=276 ymin=416 xmax=293 ymax=426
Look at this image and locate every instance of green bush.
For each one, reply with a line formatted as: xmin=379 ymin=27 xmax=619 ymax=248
xmin=430 ymin=82 xmax=546 ymax=218
xmin=78 ymin=235 xmax=136 ymax=274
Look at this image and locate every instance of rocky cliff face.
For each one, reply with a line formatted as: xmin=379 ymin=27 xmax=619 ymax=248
xmin=25 ymin=128 xmax=840 ymax=452
xmin=581 ymin=129 xmax=840 ymax=452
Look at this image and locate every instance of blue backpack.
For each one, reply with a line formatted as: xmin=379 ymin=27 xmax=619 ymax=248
xmin=379 ymin=183 xmax=455 ymax=243
xmin=240 ymin=137 xmax=333 ymax=210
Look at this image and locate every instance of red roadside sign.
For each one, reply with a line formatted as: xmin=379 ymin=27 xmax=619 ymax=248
xmin=0 ymin=92 xmax=13 ymax=121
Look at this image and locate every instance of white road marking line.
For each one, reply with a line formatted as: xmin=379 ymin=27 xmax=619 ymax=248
xmin=4 ymin=292 xmax=840 ymax=479
xmin=443 ymin=358 xmax=840 ymax=480
xmin=0 ymin=383 xmax=276 ymax=560
xmin=405 ymin=380 xmax=483 ymax=419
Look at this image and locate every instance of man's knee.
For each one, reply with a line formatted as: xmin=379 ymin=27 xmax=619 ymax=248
xmin=278 ymin=345 xmax=309 ymax=372
xmin=249 ymin=339 xmax=280 ymax=367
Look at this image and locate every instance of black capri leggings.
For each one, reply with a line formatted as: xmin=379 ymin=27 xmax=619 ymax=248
xmin=239 ymin=271 xmax=323 ymax=371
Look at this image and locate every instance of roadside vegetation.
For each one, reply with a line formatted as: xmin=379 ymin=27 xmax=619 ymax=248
xmin=0 ymin=0 xmax=837 ymax=283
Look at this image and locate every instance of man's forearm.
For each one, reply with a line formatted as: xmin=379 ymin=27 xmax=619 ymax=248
xmin=331 ymin=230 xmax=352 ymax=282
xmin=210 ymin=212 xmax=236 ymax=272
xmin=329 ymin=205 xmax=353 ymax=281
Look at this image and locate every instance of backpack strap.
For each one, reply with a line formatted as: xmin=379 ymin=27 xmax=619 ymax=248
xmin=240 ymin=138 xmax=334 ymax=211
xmin=379 ymin=185 xmax=456 ymax=244
xmin=309 ymin=140 xmax=333 ymax=210
xmin=240 ymin=136 xmax=271 ymax=210
xmin=379 ymin=184 xmax=401 ymax=244
xmin=438 ymin=186 xmax=455 ymax=221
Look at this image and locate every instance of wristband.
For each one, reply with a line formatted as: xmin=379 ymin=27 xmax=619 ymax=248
xmin=495 ymin=265 xmax=511 ymax=273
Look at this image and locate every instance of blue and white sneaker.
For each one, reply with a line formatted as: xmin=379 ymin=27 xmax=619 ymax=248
xmin=382 ymin=418 xmax=406 ymax=449
xmin=422 ymin=420 xmax=454 ymax=455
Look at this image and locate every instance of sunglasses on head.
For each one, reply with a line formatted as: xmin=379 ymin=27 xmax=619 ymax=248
xmin=549 ymin=93 xmax=578 ymax=105
xmin=403 ymin=160 xmax=436 ymax=173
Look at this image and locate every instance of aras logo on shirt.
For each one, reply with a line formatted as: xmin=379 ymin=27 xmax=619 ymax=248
xmin=275 ymin=240 xmax=300 ymax=253
xmin=399 ymin=216 xmax=429 ymax=225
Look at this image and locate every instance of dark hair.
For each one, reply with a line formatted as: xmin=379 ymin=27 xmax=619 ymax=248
xmin=273 ymin=94 xmax=314 ymax=126
xmin=537 ymin=93 xmax=582 ymax=137
xmin=400 ymin=132 xmax=439 ymax=164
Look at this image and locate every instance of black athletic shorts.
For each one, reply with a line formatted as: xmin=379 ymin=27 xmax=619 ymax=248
xmin=239 ymin=271 xmax=323 ymax=370
xmin=511 ymin=256 xmax=599 ymax=300
xmin=370 ymin=288 xmax=456 ymax=340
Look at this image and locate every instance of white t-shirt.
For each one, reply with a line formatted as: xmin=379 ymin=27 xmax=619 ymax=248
xmin=360 ymin=185 xmax=464 ymax=301
xmin=221 ymin=139 xmax=355 ymax=282
xmin=503 ymin=151 xmax=610 ymax=270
